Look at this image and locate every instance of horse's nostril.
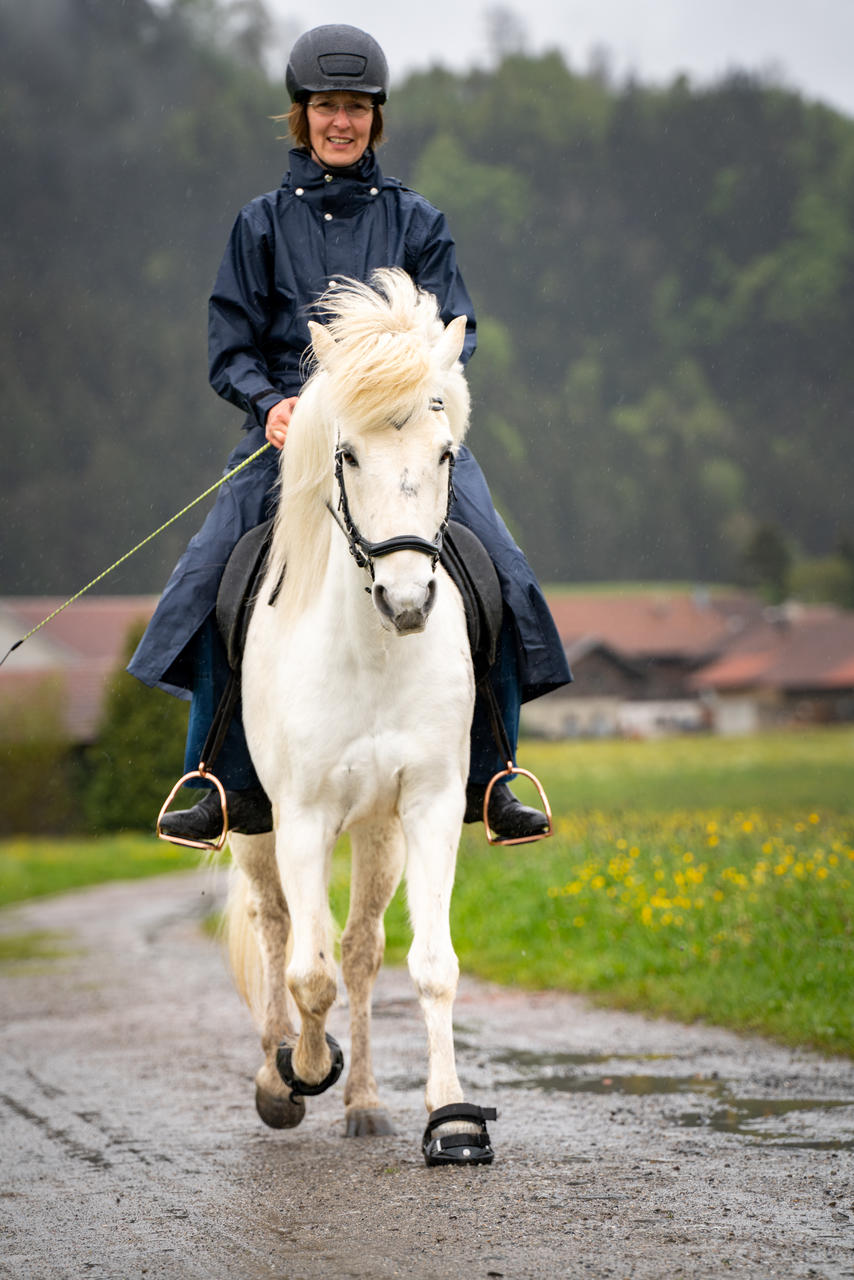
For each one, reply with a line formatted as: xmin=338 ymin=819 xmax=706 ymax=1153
xmin=372 ymin=583 xmax=395 ymax=621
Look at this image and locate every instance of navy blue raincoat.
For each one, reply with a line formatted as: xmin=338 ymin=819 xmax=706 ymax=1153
xmin=129 ymin=148 xmax=570 ymax=708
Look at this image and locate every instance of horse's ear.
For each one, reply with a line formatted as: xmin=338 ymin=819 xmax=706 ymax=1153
xmin=308 ymin=320 xmax=336 ymax=367
xmin=436 ymin=315 xmax=467 ymax=371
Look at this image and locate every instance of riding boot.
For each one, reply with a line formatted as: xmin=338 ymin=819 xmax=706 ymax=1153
xmin=159 ymin=785 xmax=272 ymax=840
xmin=160 ymin=616 xmax=273 ymax=838
xmin=464 ymin=781 xmax=549 ymax=839
xmin=466 ymin=614 xmax=549 ymax=839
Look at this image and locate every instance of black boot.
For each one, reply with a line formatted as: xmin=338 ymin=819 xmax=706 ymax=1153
xmin=464 ymin=781 xmax=549 ymax=840
xmin=159 ymin=785 xmax=273 ymax=840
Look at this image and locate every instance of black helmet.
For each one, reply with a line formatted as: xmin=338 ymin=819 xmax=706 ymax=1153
xmin=286 ymin=25 xmax=389 ymax=104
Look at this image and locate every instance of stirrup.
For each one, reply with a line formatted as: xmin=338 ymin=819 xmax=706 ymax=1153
xmin=422 ymin=1103 xmax=497 ymax=1166
xmin=483 ymin=765 xmax=553 ymax=846
xmin=156 ymin=767 xmax=229 ymax=852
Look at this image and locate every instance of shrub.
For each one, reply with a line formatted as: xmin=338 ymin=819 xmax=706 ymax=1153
xmin=83 ymin=622 xmax=189 ymax=832
xmin=0 ymin=676 xmax=79 ymax=835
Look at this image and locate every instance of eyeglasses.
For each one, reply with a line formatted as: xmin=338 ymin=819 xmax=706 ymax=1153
xmin=307 ymin=100 xmax=373 ymax=119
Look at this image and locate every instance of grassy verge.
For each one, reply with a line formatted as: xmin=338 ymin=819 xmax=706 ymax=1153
xmin=0 ymin=833 xmax=202 ymax=905
xmin=333 ymin=728 xmax=854 ymax=1056
xmin=2 ymin=728 xmax=852 ymax=1054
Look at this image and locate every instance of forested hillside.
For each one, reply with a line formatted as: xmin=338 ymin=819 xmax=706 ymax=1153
xmin=3 ymin=0 xmax=853 ymax=595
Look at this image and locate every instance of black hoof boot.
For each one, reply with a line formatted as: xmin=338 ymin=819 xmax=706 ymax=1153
xmin=464 ymin=782 xmax=549 ymax=839
xmin=276 ymin=1033 xmax=344 ymax=1099
xmin=158 ymin=785 xmax=272 ymax=840
xmin=422 ymin=1103 xmax=497 ymax=1166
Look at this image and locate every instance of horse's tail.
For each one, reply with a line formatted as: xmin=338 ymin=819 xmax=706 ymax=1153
xmin=223 ymin=861 xmax=264 ymax=1024
xmin=222 ymin=844 xmax=295 ymax=1029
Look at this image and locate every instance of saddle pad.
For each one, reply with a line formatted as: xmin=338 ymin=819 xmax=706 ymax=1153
xmin=440 ymin=521 xmax=502 ymax=682
xmin=215 ymin=518 xmax=502 ymax=678
xmin=216 ymin=518 xmax=274 ymax=671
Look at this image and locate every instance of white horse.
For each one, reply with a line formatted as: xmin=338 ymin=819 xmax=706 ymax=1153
xmin=224 ymin=268 xmax=496 ymax=1164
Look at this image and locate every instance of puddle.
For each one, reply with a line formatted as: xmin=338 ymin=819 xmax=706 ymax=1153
xmin=678 ymin=1096 xmax=854 ymax=1149
xmin=493 ymin=1049 xmax=854 ymax=1150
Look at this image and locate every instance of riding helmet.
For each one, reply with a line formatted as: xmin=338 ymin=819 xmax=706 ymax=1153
xmin=286 ymin=25 xmax=389 ymax=104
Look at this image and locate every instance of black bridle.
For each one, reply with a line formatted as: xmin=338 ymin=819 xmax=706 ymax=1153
xmin=328 ymin=444 xmax=456 ymax=581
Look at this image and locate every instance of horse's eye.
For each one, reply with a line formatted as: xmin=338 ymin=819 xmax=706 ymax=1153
xmin=340 ymin=449 xmax=358 ymax=469
xmin=440 ymin=448 xmax=454 ymax=465
xmin=430 ymin=397 xmax=445 ymax=413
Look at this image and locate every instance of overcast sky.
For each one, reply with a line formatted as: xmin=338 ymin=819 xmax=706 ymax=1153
xmin=265 ymin=0 xmax=854 ymax=119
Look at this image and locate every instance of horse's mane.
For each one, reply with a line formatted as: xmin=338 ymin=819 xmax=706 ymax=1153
xmin=268 ymin=269 xmax=470 ymax=616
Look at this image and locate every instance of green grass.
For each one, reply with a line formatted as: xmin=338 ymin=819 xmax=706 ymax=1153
xmin=0 ymin=833 xmax=202 ymax=905
xmin=2 ymin=728 xmax=852 ymax=1054
xmin=0 ymin=930 xmax=76 ymax=964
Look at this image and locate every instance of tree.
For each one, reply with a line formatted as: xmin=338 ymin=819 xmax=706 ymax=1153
xmin=741 ymin=523 xmax=793 ymax=603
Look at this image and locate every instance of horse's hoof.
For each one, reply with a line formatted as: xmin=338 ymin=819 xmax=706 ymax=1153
xmin=276 ymin=1033 xmax=344 ymax=1098
xmin=422 ymin=1102 xmax=497 ymax=1166
xmin=255 ymin=1083 xmax=306 ymax=1129
xmin=345 ymin=1107 xmax=396 ymax=1137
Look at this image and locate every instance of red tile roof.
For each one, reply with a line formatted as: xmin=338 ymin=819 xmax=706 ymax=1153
xmin=547 ymin=591 xmax=762 ymax=662
xmin=691 ymin=612 xmax=854 ymax=692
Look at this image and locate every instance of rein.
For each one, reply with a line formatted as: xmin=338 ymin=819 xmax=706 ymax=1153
xmin=327 ymin=446 xmax=456 ymax=580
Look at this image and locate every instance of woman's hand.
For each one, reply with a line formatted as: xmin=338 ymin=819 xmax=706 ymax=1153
xmin=265 ymin=397 xmax=298 ymax=449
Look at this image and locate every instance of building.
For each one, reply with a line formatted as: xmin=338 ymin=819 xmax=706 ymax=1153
xmin=0 ymin=597 xmax=158 ymax=743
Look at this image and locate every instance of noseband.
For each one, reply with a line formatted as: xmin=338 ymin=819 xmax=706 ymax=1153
xmin=328 ymin=447 xmax=455 ymax=581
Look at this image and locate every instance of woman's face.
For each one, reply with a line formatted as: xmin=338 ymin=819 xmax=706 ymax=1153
xmin=307 ymin=91 xmax=374 ymax=168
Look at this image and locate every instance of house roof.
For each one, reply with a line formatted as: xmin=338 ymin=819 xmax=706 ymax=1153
xmin=548 ymin=591 xmax=762 ymax=663
xmin=690 ymin=610 xmax=854 ymax=692
xmin=0 ymin=597 xmax=159 ymax=742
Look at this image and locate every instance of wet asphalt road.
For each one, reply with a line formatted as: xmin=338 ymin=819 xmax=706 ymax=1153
xmin=1 ymin=867 xmax=853 ymax=1280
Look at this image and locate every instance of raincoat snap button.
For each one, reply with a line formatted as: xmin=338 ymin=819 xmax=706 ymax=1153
xmin=370 ymin=187 xmax=379 ymax=196
xmin=295 ymin=187 xmax=304 ymax=196
xmin=324 ymin=173 xmax=334 ymax=183
xmin=324 ymin=213 xmax=333 ymax=222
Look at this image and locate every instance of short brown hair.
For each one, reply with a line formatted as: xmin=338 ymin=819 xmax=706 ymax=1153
xmin=278 ymin=100 xmax=385 ymax=150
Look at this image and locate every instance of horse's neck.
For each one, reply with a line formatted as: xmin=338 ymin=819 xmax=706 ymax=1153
xmin=269 ymin=512 xmax=376 ymax=647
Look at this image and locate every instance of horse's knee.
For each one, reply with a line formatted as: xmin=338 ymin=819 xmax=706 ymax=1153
xmin=341 ymin=924 xmax=384 ymax=988
xmin=407 ymin=941 xmax=459 ymax=1004
xmin=287 ymin=960 xmax=337 ymax=1017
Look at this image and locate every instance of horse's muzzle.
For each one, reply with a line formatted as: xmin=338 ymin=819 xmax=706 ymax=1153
xmin=373 ymin=577 xmax=437 ymax=634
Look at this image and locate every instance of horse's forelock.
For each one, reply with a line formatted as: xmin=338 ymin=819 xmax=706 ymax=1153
xmin=313 ymin=270 xmax=467 ymax=440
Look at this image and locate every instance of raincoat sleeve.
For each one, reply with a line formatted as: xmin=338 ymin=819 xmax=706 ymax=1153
xmin=410 ymin=208 xmax=477 ymax=366
xmin=208 ymin=204 xmax=285 ymax=428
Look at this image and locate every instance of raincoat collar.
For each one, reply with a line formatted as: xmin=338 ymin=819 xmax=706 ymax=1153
xmin=284 ymin=147 xmax=387 ymax=218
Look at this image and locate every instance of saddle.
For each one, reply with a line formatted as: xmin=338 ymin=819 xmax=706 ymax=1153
xmin=215 ymin=518 xmax=503 ymax=680
xmin=162 ymin=519 xmax=551 ymax=849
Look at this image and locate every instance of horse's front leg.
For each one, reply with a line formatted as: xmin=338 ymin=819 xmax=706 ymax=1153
xmin=341 ymin=819 xmax=406 ymax=1135
xmin=404 ymin=786 xmax=496 ymax=1165
xmin=403 ymin=789 xmax=491 ymax=1153
xmin=225 ymin=832 xmax=305 ymax=1129
xmin=275 ymin=815 xmax=342 ymax=1096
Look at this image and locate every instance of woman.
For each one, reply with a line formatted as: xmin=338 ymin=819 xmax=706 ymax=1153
xmin=129 ymin=24 xmax=570 ymax=842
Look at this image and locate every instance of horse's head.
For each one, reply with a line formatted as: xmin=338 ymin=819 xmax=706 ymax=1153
xmin=273 ymin=270 xmax=470 ymax=632
xmin=311 ymin=299 xmax=468 ymax=634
